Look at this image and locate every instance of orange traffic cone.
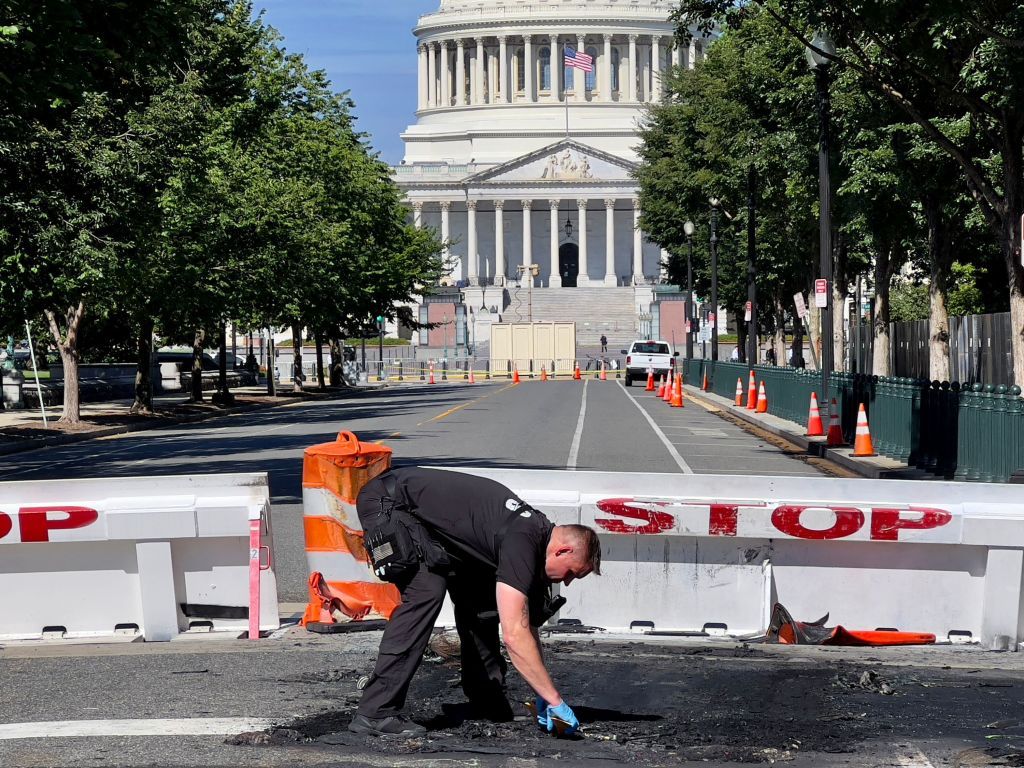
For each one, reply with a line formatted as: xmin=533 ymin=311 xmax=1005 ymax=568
xmin=656 ymin=375 xmax=666 ymax=398
xmin=670 ymin=374 xmax=684 ymax=408
xmin=701 ymin=369 xmax=709 ymax=391
xmin=540 ymin=366 xmax=548 ymax=381
xmin=735 ymin=378 xmax=743 ymax=405
xmin=853 ymin=404 xmax=875 ymax=456
xmin=512 ymin=367 xmax=520 ymax=384
xmin=806 ymin=392 xmax=824 ymax=436
xmin=663 ymin=374 xmax=674 ymax=402
xmin=600 ymin=362 xmax=607 ymax=381
xmin=429 ymin=362 xmax=435 ymax=385
xmin=746 ymin=370 xmax=757 ymax=409
xmin=646 ymin=371 xmax=655 ymax=391
xmin=755 ymin=381 xmax=768 ymax=413
xmin=468 ymin=366 xmax=476 ymax=384
xmin=826 ymin=398 xmax=844 ymax=446
xmin=573 ymin=362 xmax=581 ymax=380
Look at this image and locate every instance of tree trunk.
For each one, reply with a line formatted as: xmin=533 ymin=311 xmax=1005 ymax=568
xmin=45 ymin=301 xmax=86 ymax=425
xmin=924 ymin=195 xmax=953 ymax=383
xmin=736 ymin=322 xmax=747 ymax=364
xmin=872 ymin=247 xmax=893 ymax=377
xmin=292 ymin=323 xmax=304 ymax=393
xmin=791 ymin=320 xmax=805 ymax=368
xmin=190 ymin=328 xmax=205 ymax=403
xmin=131 ymin=316 xmax=154 ymax=414
xmin=329 ymin=336 xmax=343 ymax=387
xmin=773 ymin=296 xmax=786 ymax=366
xmin=314 ymin=330 xmax=326 ymax=389
xmin=832 ymin=233 xmax=849 ymax=373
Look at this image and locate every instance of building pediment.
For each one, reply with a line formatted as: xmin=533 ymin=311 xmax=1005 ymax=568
xmin=465 ymin=140 xmax=637 ymax=185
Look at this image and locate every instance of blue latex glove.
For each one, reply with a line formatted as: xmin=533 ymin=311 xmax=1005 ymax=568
xmin=534 ymin=696 xmax=549 ymax=728
xmin=545 ymin=701 xmax=580 ymax=735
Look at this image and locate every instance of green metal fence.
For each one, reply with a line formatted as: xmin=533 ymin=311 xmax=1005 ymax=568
xmin=679 ymin=359 xmax=1023 ymax=483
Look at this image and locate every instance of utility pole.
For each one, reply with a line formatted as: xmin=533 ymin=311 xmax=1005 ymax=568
xmin=709 ymin=200 xmax=720 ymax=361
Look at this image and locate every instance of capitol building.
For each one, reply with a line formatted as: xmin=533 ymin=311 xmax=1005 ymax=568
xmin=395 ymin=0 xmax=705 ymax=346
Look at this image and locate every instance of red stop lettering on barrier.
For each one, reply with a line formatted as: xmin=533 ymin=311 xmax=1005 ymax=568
xmin=870 ymin=507 xmax=951 ymax=541
xmin=771 ymin=505 xmax=864 ymax=540
xmin=0 ymin=511 xmax=12 ymax=540
xmin=594 ymin=499 xmax=675 ymax=534
xmin=17 ymin=506 xmax=99 ymax=543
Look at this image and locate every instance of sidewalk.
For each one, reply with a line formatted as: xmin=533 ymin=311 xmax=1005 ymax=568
xmin=683 ymin=383 xmax=924 ymax=480
xmin=0 ymin=382 xmax=383 ymax=458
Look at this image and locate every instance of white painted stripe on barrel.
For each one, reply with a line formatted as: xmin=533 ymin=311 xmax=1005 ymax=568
xmin=0 ymin=717 xmax=274 ymax=740
xmin=306 ymin=550 xmax=377 ymax=583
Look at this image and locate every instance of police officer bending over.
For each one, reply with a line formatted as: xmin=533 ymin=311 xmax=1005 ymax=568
xmin=348 ymin=467 xmax=601 ymax=738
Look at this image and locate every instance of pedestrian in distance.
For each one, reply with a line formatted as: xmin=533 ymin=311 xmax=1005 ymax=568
xmin=600 ymin=334 xmax=608 ymax=353
xmin=730 ymin=346 xmax=740 ymax=361
xmin=766 ymin=347 xmax=777 ymax=366
xmin=349 ymin=467 xmax=601 ymax=739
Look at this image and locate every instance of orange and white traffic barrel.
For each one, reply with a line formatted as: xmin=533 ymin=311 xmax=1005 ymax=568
xmin=301 ymin=431 xmax=400 ymax=624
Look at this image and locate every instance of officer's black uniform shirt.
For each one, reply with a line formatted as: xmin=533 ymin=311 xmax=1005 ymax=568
xmin=387 ymin=467 xmax=553 ymax=620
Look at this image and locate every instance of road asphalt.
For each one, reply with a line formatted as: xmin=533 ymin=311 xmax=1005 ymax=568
xmin=4 ymin=379 xmax=1015 ymax=767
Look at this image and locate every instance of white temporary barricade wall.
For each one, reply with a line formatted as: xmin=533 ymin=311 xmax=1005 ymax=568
xmin=0 ymin=473 xmax=279 ymax=642
xmin=442 ymin=468 xmax=1024 ymax=646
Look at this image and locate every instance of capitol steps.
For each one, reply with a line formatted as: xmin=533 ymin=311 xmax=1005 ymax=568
xmin=503 ymin=286 xmax=639 ymax=345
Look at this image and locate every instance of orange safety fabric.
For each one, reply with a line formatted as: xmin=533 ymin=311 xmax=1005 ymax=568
xmin=302 ymin=431 xmax=392 ymax=502
xmin=304 ymin=517 xmax=369 ymax=560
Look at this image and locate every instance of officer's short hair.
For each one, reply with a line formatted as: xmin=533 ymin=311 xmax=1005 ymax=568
xmin=561 ymin=524 xmax=602 ymax=576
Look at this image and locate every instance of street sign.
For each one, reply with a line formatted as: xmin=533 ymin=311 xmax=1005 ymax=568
xmin=708 ymin=312 xmax=716 ymax=328
xmin=685 ymin=320 xmax=691 ymax=333
xmin=744 ymin=301 xmax=752 ymax=322
xmin=794 ymin=292 xmax=808 ymax=320
xmin=814 ymin=279 xmax=828 ymax=308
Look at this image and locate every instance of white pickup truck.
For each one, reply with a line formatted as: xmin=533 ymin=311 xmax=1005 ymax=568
xmin=621 ymin=340 xmax=678 ymax=386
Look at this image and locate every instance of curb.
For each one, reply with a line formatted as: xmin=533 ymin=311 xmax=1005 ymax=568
xmin=682 ymin=385 xmax=924 ymax=481
xmin=0 ymin=385 xmax=385 ymax=459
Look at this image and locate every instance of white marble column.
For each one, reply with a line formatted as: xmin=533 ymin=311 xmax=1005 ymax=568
xmin=628 ymin=34 xmax=638 ymax=102
xmin=412 ymin=202 xmax=423 ymax=229
xmin=427 ymin=42 xmax=437 ymax=107
xmin=549 ymin=200 xmax=562 ymax=288
xmin=494 ymin=200 xmax=505 ymax=284
xmin=441 ymin=201 xmax=454 ymax=279
xmin=603 ymin=34 xmax=612 ymax=102
xmin=524 ymin=35 xmax=534 ymax=103
xmin=604 ymin=198 xmax=617 ymax=286
xmin=632 ymin=202 xmax=643 ymax=284
xmin=576 ymin=35 xmax=587 ymax=102
xmin=674 ymin=39 xmax=684 ymax=69
xmin=651 ymin=36 xmax=661 ymax=103
xmin=499 ymin=36 xmax=510 ymax=103
xmin=440 ymin=41 xmax=451 ymax=106
xmin=577 ymin=199 xmax=589 ymax=286
xmin=521 ymin=200 xmax=533 ymax=284
xmin=660 ymin=247 xmax=670 ymax=283
xmin=467 ymin=200 xmax=478 ymax=285
xmin=688 ymin=38 xmax=697 ymax=70
xmin=550 ymin=33 xmax=560 ymax=102
xmin=475 ymin=38 xmax=485 ymax=105
xmin=488 ymin=47 xmax=497 ymax=103
xmin=456 ymin=40 xmax=466 ymax=106
xmin=417 ymin=44 xmax=427 ymax=110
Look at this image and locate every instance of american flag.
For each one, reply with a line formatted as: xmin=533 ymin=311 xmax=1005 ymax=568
xmin=564 ymin=47 xmax=594 ymax=73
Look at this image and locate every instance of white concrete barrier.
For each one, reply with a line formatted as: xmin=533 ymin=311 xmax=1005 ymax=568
xmin=0 ymin=473 xmax=279 ymax=642
xmin=444 ymin=468 xmax=1024 ymax=647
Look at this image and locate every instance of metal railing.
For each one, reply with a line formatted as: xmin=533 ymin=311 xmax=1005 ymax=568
xmin=681 ymin=358 xmax=1024 ymax=483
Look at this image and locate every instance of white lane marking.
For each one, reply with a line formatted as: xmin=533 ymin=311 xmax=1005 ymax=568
xmin=0 ymin=717 xmax=274 ymax=740
xmin=566 ymin=378 xmax=589 ymax=470
xmin=617 ymin=382 xmax=693 ymax=474
xmin=896 ymin=746 xmax=936 ymax=768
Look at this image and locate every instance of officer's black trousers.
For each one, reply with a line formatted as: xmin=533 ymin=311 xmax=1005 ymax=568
xmin=353 ymin=511 xmax=509 ymax=723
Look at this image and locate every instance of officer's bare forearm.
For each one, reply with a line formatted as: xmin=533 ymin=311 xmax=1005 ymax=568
xmin=503 ymin=607 xmax=560 ymax=705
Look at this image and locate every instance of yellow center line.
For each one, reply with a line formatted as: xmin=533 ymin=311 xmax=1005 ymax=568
xmin=417 ymin=382 xmax=517 ymax=426
xmin=372 ymin=431 xmax=402 ymax=444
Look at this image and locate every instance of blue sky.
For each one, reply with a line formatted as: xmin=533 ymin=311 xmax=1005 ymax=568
xmin=255 ymin=1 xmax=440 ymax=165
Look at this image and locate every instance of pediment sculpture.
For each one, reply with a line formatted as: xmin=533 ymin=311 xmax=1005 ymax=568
xmin=540 ymin=149 xmax=593 ymax=180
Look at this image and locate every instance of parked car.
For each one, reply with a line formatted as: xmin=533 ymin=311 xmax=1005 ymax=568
xmin=621 ymin=340 xmax=677 ymax=386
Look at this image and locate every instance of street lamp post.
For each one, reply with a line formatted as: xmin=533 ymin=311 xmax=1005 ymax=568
xmin=684 ymin=220 xmax=695 ymax=359
xmin=376 ymin=315 xmax=385 ymax=381
xmin=746 ymin=164 xmax=758 ymax=366
xmin=807 ymin=30 xmax=836 ymax=405
xmin=709 ymin=198 xmax=720 ymax=361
